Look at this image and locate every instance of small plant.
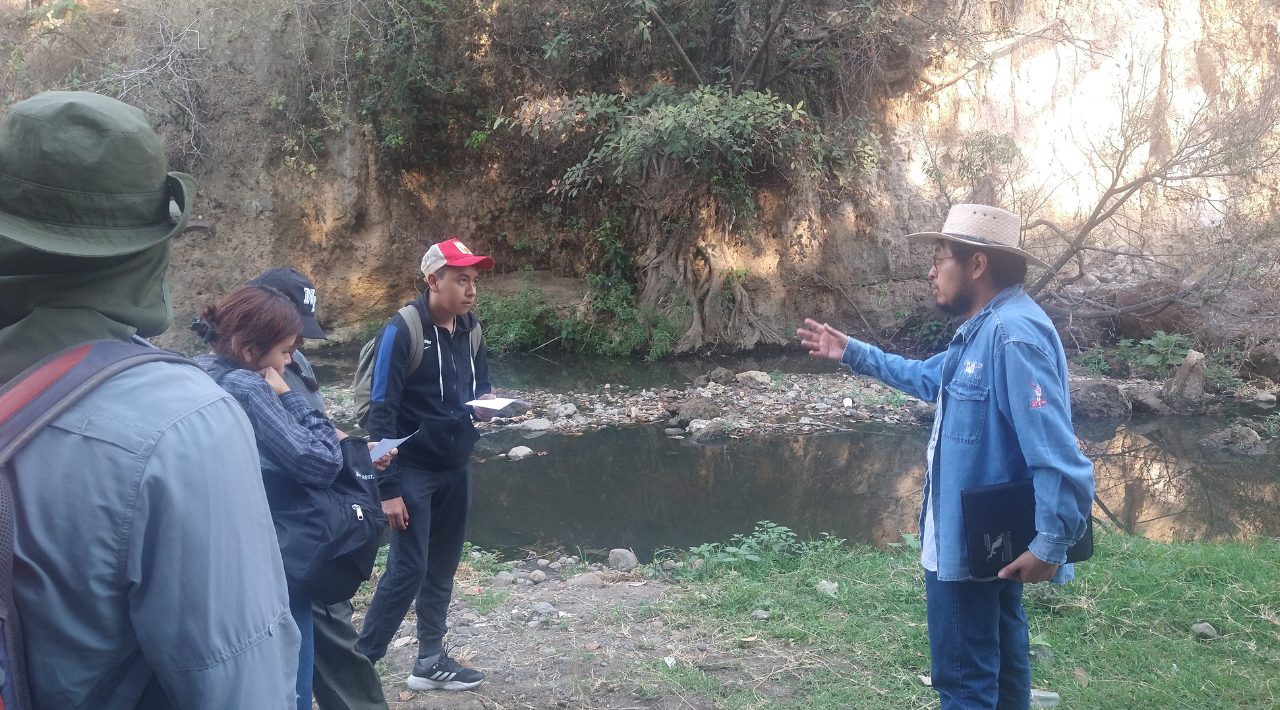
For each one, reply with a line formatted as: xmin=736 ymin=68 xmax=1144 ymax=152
xmin=888 ymin=531 xmax=922 ymax=551
xmin=1079 ymin=347 xmax=1112 ymax=376
xmin=1263 ymin=412 xmax=1280 ymax=438
xmin=1136 ymin=331 xmax=1192 ymax=373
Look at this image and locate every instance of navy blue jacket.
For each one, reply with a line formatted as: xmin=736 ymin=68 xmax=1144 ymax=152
xmin=367 ymin=291 xmax=491 ymax=497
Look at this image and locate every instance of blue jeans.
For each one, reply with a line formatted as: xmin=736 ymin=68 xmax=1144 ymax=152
xmin=289 ymin=587 xmax=315 ymax=710
xmin=925 ymin=571 xmax=1031 ymax=710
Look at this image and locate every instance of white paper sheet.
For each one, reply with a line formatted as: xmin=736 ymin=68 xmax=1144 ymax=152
xmin=464 ymin=397 xmax=529 ymax=411
xmin=368 ymin=430 xmax=417 ymax=461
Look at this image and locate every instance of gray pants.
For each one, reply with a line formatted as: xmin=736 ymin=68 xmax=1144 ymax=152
xmin=357 ymin=464 xmax=471 ymax=662
xmin=312 ymin=600 xmax=388 ymax=710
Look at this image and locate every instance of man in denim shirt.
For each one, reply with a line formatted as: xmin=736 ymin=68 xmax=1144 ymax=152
xmin=799 ymin=204 xmax=1094 ymax=710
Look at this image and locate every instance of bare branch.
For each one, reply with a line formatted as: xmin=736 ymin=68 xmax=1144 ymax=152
xmin=647 ymin=5 xmax=703 ymax=85
xmin=734 ymin=0 xmax=792 ymax=95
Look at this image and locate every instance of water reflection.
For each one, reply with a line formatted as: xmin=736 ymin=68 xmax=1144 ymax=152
xmin=467 ymin=418 xmax=1278 ymax=559
xmin=1080 ymin=418 xmax=1280 ymax=541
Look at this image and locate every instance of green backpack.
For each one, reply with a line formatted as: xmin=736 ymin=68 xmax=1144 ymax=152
xmin=352 ymin=304 xmax=482 ymax=429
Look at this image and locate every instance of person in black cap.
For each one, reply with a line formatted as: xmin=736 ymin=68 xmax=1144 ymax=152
xmin=247 ymin=267 xmax=391 ymax=710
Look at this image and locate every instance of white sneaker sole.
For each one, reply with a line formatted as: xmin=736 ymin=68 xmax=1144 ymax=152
xmin=406 ymin=674 xmax=484 ymax=692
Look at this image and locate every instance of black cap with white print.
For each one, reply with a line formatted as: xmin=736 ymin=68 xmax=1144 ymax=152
xmin=247 ymin=267 xmax=326 ymax=339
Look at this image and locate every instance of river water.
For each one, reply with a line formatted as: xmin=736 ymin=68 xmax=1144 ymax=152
xmin=308 ymin=348 xmax=1280 ymax=559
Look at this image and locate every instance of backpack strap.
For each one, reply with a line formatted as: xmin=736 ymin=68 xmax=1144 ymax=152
xmin=470 ymin=318 xmax=483 ymax=359
xmin=0 ymin=340 xmax=195 ymax=465
xmin=0 ymin=339 xmax=194 ymax=710
xmin=399 ymin=304 xmax=424 ymax=377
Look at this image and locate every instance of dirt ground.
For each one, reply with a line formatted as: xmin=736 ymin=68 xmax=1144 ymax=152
xmin=360 ymin=564 xmax=804 ymax=710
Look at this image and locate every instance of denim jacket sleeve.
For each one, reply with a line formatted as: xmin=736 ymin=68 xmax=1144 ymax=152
xmin=840 ymin=338 xmax=946 ymax=403
xmin=994 ymin=340 xmax=1095 ymax=564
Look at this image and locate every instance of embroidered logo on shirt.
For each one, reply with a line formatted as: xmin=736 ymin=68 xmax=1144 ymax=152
xmin=964 ymin=360 xmax=983 ymax=376
xmin=1029 ymin=382 xmax=1047 ymax=408
xmin=423 ymin=338 xmax=433 ymax=348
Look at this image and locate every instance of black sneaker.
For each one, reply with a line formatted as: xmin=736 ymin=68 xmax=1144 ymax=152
xmin=406 ymin=652 xmax=485 ymax=691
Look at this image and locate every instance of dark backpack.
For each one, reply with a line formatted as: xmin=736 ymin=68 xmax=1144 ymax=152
xmin=0 ymin=339 xmax=198 ymax=710
xmin=206 ymin=366 xmax=387 ymax=605
xmin=271 ymin=435 xmax=387 ymax=604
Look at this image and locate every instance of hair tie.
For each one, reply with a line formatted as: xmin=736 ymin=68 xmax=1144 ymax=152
xmin=189 ymin=317 xmax=217 ymax=344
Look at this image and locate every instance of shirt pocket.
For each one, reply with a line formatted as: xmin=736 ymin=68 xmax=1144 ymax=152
xmin=942 ymin=379 xmax=988 ymax=444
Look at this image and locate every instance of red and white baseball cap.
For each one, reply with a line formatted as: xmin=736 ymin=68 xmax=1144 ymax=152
xmin=420 ymin=238 xmax=494 ymax=276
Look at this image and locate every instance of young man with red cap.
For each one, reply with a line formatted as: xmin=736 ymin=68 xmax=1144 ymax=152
xmin=357 ymin=238 xmax=497 ymax=690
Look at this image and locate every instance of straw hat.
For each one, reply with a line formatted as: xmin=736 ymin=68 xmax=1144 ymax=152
xmin=905 ymin=204 xmax=1048 ymax=269
xmin=0 ymin=91 xmax=196 ymax=257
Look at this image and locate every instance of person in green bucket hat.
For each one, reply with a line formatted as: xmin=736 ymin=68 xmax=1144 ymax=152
xmin=0 ymin=92 xmax=302 ymax=708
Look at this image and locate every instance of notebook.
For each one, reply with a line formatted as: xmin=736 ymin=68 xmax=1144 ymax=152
xmin=960 ymin=478 xmax=1093 ymax=579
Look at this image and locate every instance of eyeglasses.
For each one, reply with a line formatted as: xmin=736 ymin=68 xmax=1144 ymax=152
xmin=932 ymin=256 xmax=958 ymax=269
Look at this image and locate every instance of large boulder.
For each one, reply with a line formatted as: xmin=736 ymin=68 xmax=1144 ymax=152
xmin=707 ymin=366 xmax=736 ymax=385
xmin=1244 ymin=342 xmax=1280 ymax=381
xmin=670 ymin=398 xmax=722 ymax=426
xmin=1120 ymin=382 xmax=1173 ymax=415
xmin=1069 ymin=379 xmax=1132 ymax=418
xmin=1198 ymin=425 xmax=1267 ymax=456
xmin=1162 ymin=350 xmax=1207 ymax=413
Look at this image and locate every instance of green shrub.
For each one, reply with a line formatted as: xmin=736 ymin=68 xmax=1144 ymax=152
xmin=474 ymin=286 xmax=556 ymax=355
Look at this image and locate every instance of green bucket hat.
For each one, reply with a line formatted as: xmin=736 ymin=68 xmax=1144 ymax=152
xmin=0 ymin=91 xmax=196 ymax=257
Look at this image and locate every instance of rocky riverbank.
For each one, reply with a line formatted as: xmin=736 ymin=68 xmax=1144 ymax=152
xmin=320 ymin=355 xmax=1279 ymax=450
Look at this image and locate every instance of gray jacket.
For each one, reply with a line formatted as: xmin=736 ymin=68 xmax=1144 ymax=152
xmin=8 ymin=360 xmax=301 ymax=710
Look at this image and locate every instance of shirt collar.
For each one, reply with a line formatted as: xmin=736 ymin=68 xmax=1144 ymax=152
xmin=954 ymin=285 xmax=1024 ymax=343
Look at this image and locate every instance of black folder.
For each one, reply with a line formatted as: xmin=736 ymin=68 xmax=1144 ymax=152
xmin=960 ymin=478 xmax=1093 ymax=579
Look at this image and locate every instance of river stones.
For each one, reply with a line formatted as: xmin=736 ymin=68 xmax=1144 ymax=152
xmin=671 ymin=398 xmax=721 ymax=426
xmin=1192 ymin=622 xmax=1219 ymax=640
xmin=736 ymin=370 xmax=773 ymax=388
xmin=566 ymin=572 xmax=604 ymax=588
xmin=508 ymin=446 xmax=534 ymax=460
xmin=707 ymin=366 xmax=736 ymax=384
xmin=1198 ymin=425 xmax=1267 ymax=456
xmin=549 ymin=402 xmax=579 ymax=419
xmin=1121 ymin=382 xmax=1173 ymax=415
xmin=608 ymin=548 xmax=639 ymax=572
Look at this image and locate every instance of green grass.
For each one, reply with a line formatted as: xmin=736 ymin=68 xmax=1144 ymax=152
xmin=644 ymin=525 xmax=1280 ymax=709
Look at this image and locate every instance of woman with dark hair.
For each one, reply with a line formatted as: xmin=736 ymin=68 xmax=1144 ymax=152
xmin=192 ymin=284 xmax=341 ymax=710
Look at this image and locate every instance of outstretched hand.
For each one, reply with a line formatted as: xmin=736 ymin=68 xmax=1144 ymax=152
xmin=796 ymin=319 xmax=851 ymax=362
xmin=998 ymin=550 xmax=1059 ymax=584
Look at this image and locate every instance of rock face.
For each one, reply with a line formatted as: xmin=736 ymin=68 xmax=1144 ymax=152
xmin=1244 ymin=342 xmax=1280 ymax=380
xmin=1162 ymin=350 xmax=1208 ymax=412
xmin=671 ymin=399 xmax=722 ymax=427
xmin=1069 ymin=379 xmax=1132 ymax=418
xmin=608 ymin=548 xmax=639 ymax=572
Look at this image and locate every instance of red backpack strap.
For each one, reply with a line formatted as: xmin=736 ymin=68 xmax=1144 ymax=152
xmin=0 ymin=339 xmax=195 ymax=467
